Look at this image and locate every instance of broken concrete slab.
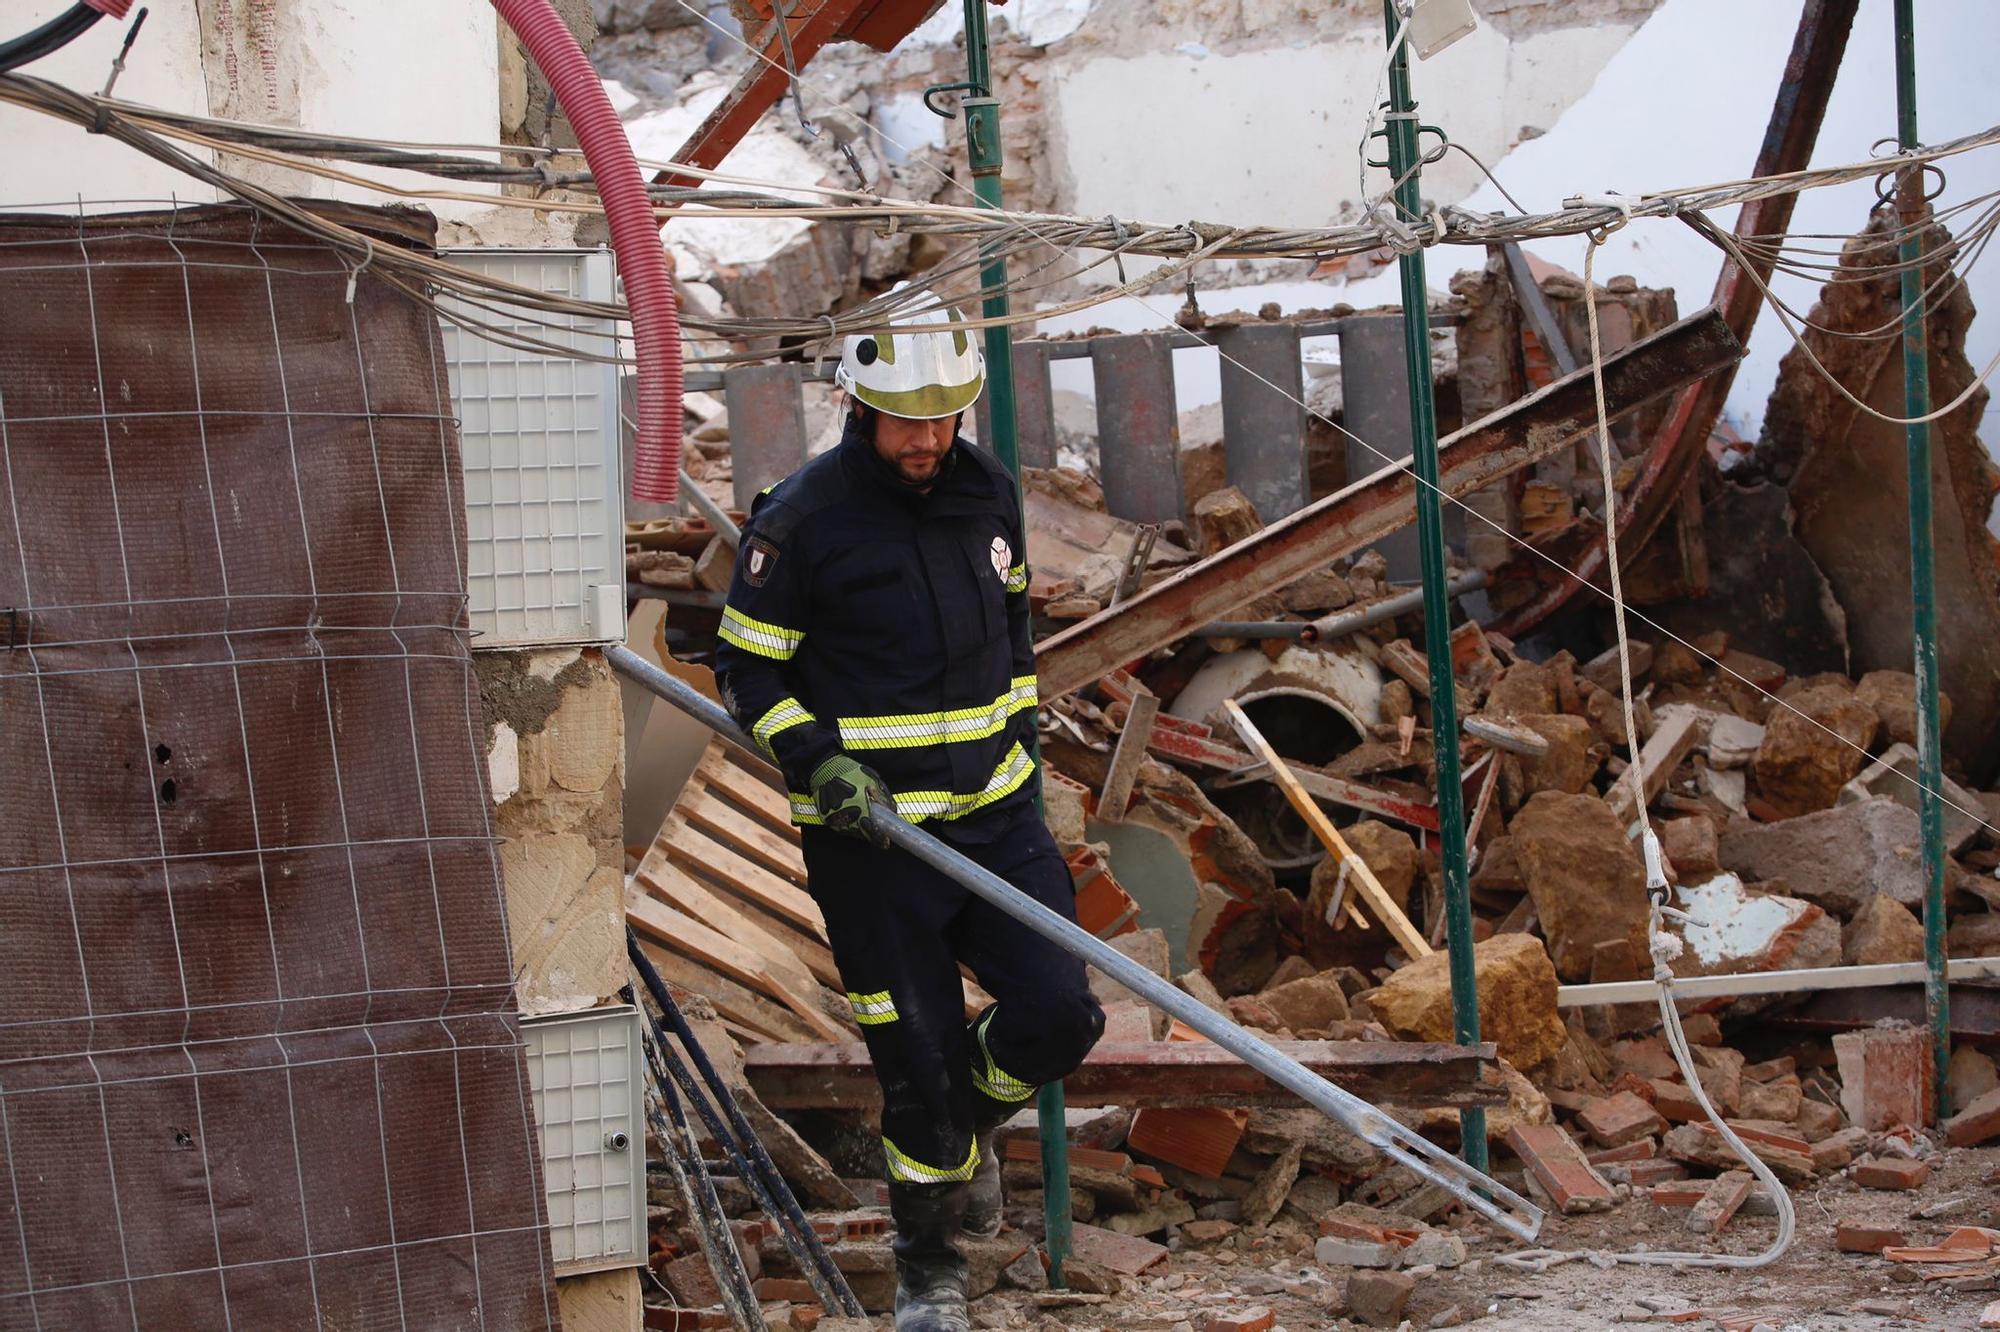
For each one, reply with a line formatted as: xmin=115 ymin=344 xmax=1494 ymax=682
xmin=1670 ymin=872 xmax=1839 ymax=979
xmin=1511 ymin=791 xmax=1649 ymax=983
xmin=1752 ymin=682 xmax=1880 ymax=818
xmin=1717 ymin=796 xmax=1925 ymax=916
xmin=1839 ymin=741 xmax=1982 ymax=853
xmin=1369 ymin=932 xmax=1565 ymax=1069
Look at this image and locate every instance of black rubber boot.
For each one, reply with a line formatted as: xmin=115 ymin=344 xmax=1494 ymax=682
xmin=961 ymin=1129 xmax=1003 ymax=1240
xmin=890 ymin=1181 xmax=972 ymax=1332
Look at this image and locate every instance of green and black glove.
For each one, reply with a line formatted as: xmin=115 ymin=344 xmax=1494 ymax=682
xmin=810 ymin=753 xmax=893 ymax=848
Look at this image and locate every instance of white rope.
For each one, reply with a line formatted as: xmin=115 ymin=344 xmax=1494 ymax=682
xmin=1499 ymin=234 xmax=1799 ymax=1273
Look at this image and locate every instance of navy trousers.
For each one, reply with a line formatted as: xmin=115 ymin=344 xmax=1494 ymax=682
xmin=800 ymin=802 xmax=1105 ymax=1185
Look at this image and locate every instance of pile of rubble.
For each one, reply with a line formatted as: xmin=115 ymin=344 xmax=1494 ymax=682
xmin=624 ymin=456 xmax=2000 ymax=1328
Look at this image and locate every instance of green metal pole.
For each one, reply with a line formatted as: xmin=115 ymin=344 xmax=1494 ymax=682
xmin=1378 ymin=0 xmax=1486 ymax=1168
xmin=1892 ymin=0 xmax=1950 ymax=1120
xmin=957 ymin=0 xmax=1071 ymax=1285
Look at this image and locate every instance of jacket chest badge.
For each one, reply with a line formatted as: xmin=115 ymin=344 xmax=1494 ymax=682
xmin=989 ymin=536 xmax=1011 ymax=580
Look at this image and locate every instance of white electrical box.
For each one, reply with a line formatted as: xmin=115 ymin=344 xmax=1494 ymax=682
xmin=440 ymin=248 xmax=627 ymax=646
xmin=521 ymin=1004 xmax=647 ymax=1274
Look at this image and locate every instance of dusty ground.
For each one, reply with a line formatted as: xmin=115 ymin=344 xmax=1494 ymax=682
xmin=943 ymin=1144 xmax=2000 ymax=1332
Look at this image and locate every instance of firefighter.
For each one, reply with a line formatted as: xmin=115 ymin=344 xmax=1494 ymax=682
xmin=713 ymin=296 xmax=1105 ymax=1332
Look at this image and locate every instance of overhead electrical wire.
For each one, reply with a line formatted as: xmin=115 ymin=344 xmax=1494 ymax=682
xmin=4 ymin=59 xmax=1996 ymax=837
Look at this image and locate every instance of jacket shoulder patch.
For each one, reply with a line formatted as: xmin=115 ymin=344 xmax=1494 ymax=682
xmin=743 ymin=536 xmax=781 ymax=587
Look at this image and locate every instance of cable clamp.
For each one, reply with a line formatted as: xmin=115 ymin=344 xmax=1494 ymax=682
xmin=1368 ymin=201 xmax=1423 ymax=255
xmin=1569 ymin=191 xmax=1640 ymax=241
xmin=343 ymin=235 xmax=376 ymax=305
xmin=813 ymin=313 xmax=838 ymax=375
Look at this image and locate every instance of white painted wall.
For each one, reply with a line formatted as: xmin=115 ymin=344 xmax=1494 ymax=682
xmin=1049 ymin=20 xmax=1636 ymax=231
xmin=2 ymin=0 xmax=501 ymax=217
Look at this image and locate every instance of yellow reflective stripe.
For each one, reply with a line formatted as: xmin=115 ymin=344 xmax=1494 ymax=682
xmin=847 ymin=990 xmax=898 ymax=1025
xmin=787 ymin=743 xmax=1036 ymax=826
xmin=883 ymin=1136 xmax=979 ymax=1185
xmin=971 ymin=1010 xmax=1035 ymax=1103
xmin=837 ymin=681 xmax=1038 ymax=751
xmin=751 ymin=697 xmax=815 ymax=759
xmin=1005 ymin=562 xmax=1028 ymax=594
xmin=719 ymin=606 xmax=805 ymax=660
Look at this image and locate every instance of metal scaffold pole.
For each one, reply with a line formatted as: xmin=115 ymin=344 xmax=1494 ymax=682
xmin=1891 ymin=0 xmax=1951 ymax=1118
xmin=1376 ymin=0 xmax=1487 ymax=1169
xmin=957 ymin=0 xmax=1073 ymax=1285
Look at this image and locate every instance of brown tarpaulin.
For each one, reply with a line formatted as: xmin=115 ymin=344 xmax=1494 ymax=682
xmin=0 ymin=205 xmax=558 ymax=1329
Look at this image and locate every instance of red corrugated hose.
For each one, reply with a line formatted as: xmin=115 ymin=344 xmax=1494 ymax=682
xmin=491 ymin=0 xmax=683 ymax=503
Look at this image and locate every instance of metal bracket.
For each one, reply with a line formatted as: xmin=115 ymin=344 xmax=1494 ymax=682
xmin=922 ymin=80 xmax=984 ymax=118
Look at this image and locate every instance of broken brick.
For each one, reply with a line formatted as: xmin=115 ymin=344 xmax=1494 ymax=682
xmin=1943 ymin=1086 xmax=2000 ymax=1147
xmin=1586 ymin=1137 xmax=1658 ymax=1165
xmin=1178 ymin=1219 xmax=1238 ymax=1246
xmin=1834 ymin=1221 xmax=1907 ymax=1253
xmin=1834 ymin=1024 xmax=1936 ymax=1131
xmin=1204 ymin=1309 xmax=1275 ymax=1332
xmin=1649 ymin=1078 xmax=1708 ymax=1124
xmin=1576 ymin=1090 xmax=1669 ymax=1148
xmin=1505 ymin=1123 xmax=1616 ymax=1214
xmin=1686 ymin=1170 xmax=1754 ymax=1235
xmin=1648 ymin=1181 xmax=1708 ymax=1209
xmin=1615 ymin=1159 xmax=1689 ymax=1188
xmin=1853 ymin=1156 xmax=1930 ymax=1191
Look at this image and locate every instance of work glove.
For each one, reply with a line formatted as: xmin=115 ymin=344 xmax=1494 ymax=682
xmin=810 ymin=753 xmax=893 ymax=848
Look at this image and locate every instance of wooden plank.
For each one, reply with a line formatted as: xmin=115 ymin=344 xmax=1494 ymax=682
xmin=769 ymin=980 xmax=850 ymax=1044
xmin=1606 ymin=706 xmax=1700 ymax=827
xmin=634 ymin=859 xmax=819 ymax=999
xmin=1223 ymin=700 xmax=1433 ymax=959
xmin=681 ymin=786 xmax=807 ymax=882
xmin=636 ymin=939 xmax=816 ymax=1044
xmin=660 ymin=816 xmax=821 ymax=928
xmin=1097 ymin=692 xmax=1159 ymax=822
xmin=627 ymin=888 xmax=789 ymax=1002
xmin=695 ymin=746 xmax=803 ymax=842
xmin=745 ymin=1040 xmax=1504 ymax=1110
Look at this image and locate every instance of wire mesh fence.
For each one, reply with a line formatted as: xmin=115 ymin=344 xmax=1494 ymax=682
xmin=0 ymin=202 xmax=557 ymax=1331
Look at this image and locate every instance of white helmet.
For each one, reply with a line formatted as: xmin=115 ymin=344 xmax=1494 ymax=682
xmin=835 ymin=290 xmax=985 ymax=420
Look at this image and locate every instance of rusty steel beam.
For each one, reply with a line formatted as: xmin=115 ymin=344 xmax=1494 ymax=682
xmin=1034 ymin=307 xmax=1742 ymax=698
xmin=1492 ymin=0 xmax=1859 ymax=636
xmin=744 ymin=1040 xmax=1506 ymax=1110
xmin=660 ymin=0 xmax=874 ymax=184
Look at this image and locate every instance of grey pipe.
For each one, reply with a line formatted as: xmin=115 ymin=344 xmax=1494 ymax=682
xmin=678 ymin=467 xmax=742 ymax=549
xmin=1310 ymin=569 xmax=1489 ymax=640
xmin=605 ymin=644 xmax=1544 ymax=1243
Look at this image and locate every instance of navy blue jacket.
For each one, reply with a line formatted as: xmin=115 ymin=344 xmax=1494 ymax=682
xmin=713 ymin=418 xmax=1037 ymax=829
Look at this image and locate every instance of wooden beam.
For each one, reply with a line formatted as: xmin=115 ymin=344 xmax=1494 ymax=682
xmin=1223 ymin=700 xmax=1433 ymax=958
xmin=743 ymin=1040 xmax=1506 ymax=1110
xmin=1096 ymin=692 xmax=1159 ymax=821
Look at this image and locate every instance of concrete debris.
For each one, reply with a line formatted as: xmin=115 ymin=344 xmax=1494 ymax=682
xmin=1369 ymin=932 xmax=1566 ymax=1069
xmin=616 ymin=203 xmax=2000 ymax=1332
xmin=1751 ymin=682 xmax=1880 ymax=819
xmin=1717 ymin=797 xmax=1926 ymax=916
xmin=1511 ymin=791 xmax=1650 ymax=983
